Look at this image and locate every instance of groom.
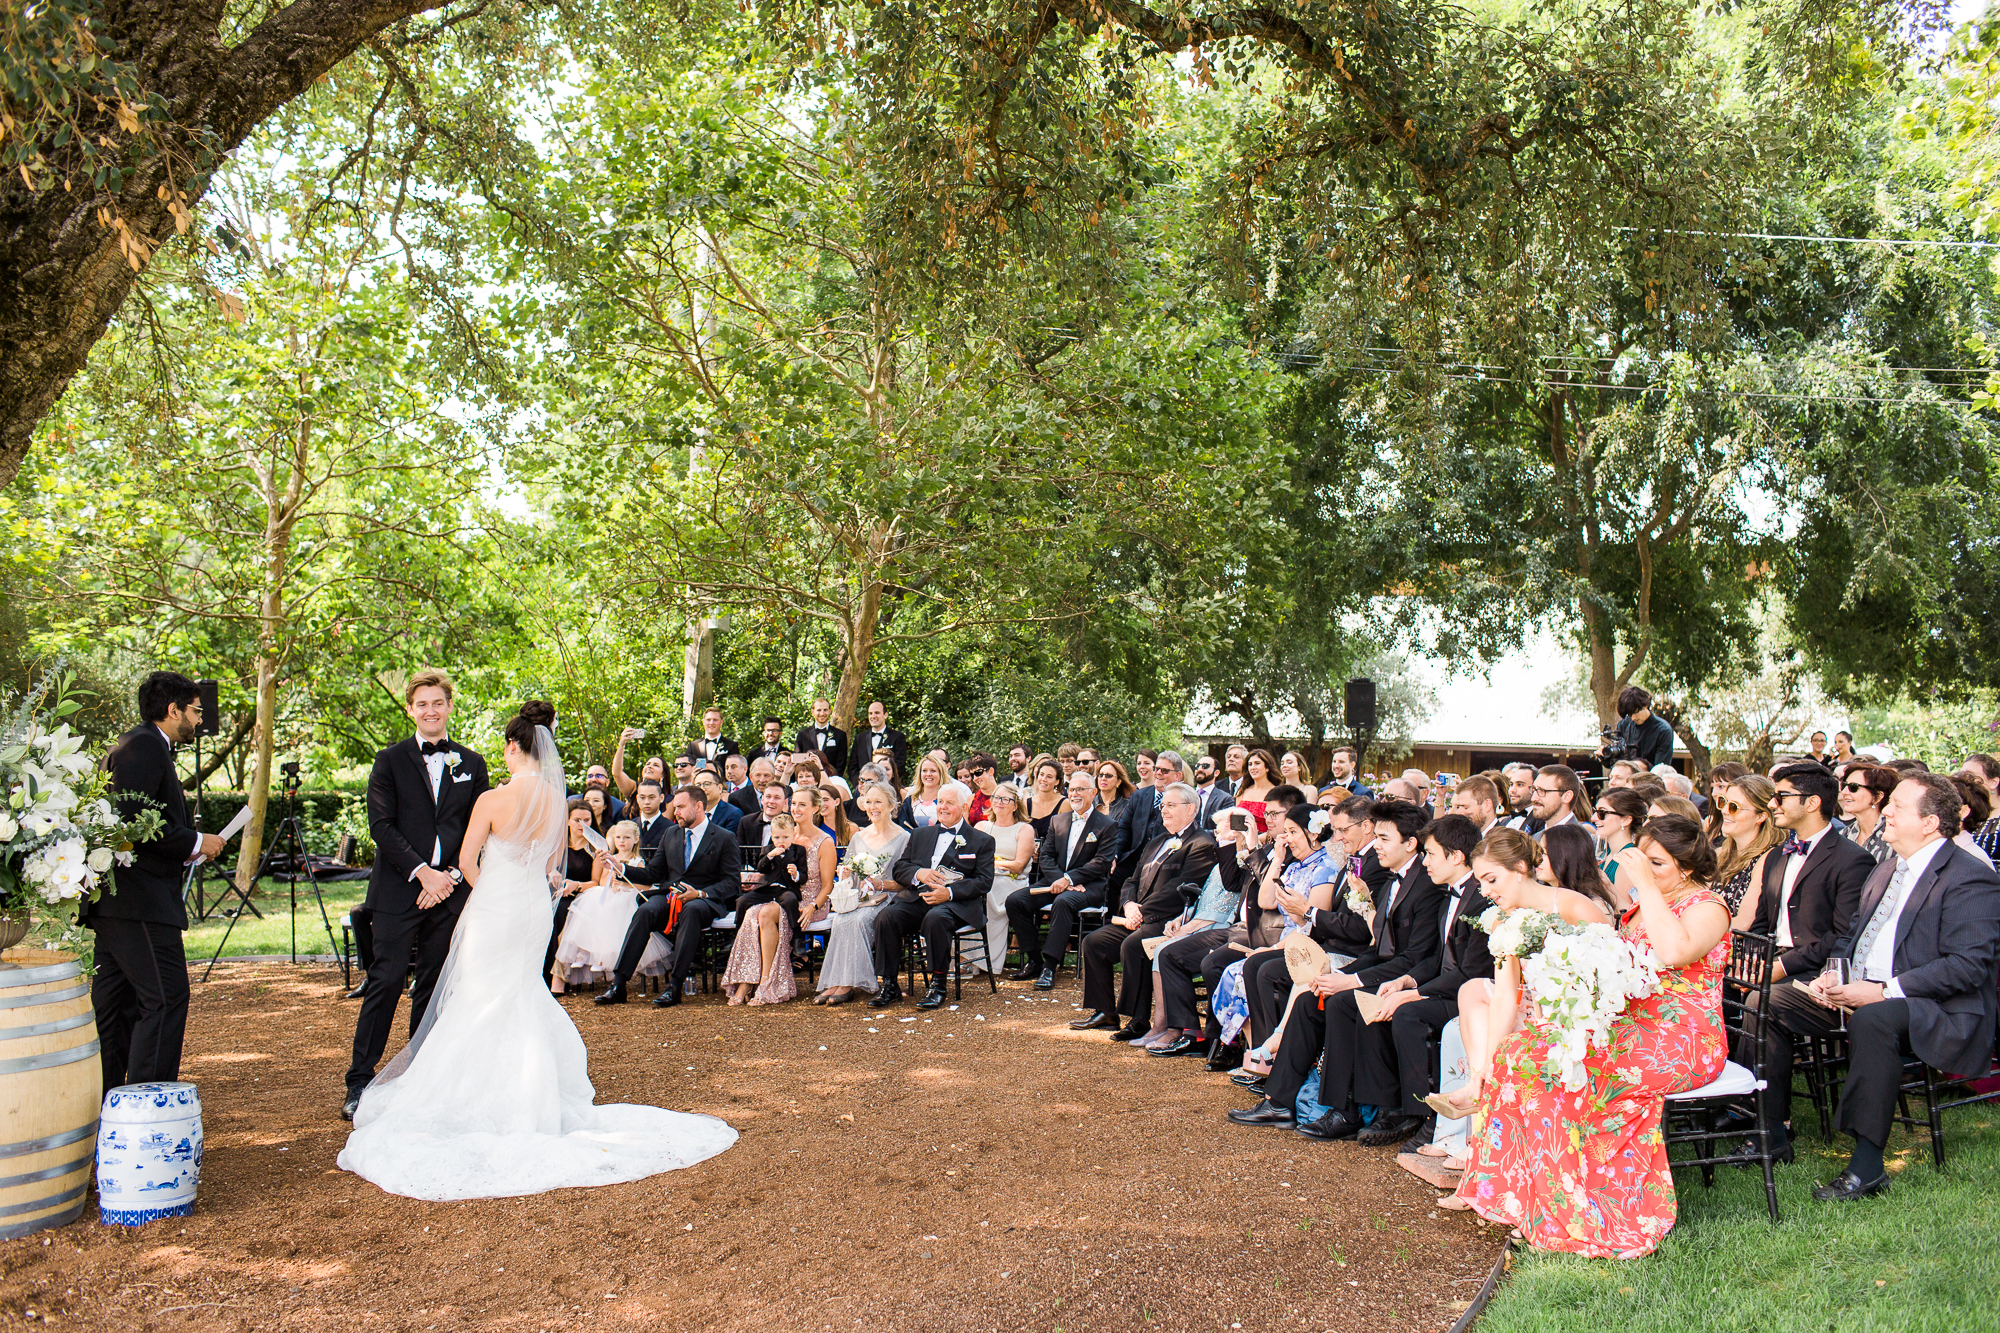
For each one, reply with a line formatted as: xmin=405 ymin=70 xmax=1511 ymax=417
xmin=342 ymin=670 xmax=490 ymax=1119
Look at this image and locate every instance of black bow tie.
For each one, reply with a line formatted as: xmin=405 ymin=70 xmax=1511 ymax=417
xmin=419 ymin=740 xmax=448 ymax=756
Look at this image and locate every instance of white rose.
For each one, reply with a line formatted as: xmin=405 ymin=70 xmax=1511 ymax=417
xmin=0 ymin=814 xmax=16 ymax=842
xmin=87 ymin=846 xmax=114 ymax=874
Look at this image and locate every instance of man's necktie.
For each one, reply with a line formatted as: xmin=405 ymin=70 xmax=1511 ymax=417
xmin=1850 ymin=858 xmax=1909 ymax=977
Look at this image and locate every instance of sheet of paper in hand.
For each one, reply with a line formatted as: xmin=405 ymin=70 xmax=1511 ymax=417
xmin=579 ymin=825 xmax=609 ymax=853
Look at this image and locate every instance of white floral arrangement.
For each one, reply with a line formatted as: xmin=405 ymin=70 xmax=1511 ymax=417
xmin=1 ymin=671 xmax=164 ymax=915
xmin=1477 ymin=906 xmax=1661 ymax=1091
xmin=846 ymin=848 xmax=889 ymax=882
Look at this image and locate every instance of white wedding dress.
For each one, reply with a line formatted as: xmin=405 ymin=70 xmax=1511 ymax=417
xmin=338 ymin=728 xmax=736 ymax=1200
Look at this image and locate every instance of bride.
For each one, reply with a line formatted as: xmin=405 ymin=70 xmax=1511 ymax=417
xmin=338 ymin=713 xmax=736 ymax=1200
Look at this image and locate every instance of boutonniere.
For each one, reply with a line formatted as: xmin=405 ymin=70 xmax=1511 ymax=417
xmin=1164 ymin=837 xmax=1183 ymax=854
xmin=444 ymin=750 xmax=463 ymax=770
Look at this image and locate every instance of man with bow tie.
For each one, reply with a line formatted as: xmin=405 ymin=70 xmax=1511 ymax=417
xmin=879 ymin=783 xmax=994 ymax=1009
xmin=1006 ymin=772 xmax=1121 ymax=989
xmin=847 ymin=699 xmax=909 ymax=790
xmin=683 ymin=706 xmax=739 ymax=767
xmin=794 ymin=697 xmax=849 ymax=779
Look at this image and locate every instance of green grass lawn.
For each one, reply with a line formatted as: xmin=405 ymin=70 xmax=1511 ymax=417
xmin=27 ymin=876 xmax=369 ymax=961
xmin=1477 ymin=1105 xmax=2000 ymax=1332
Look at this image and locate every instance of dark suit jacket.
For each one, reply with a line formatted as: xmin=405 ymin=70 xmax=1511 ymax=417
xmin=746 ymin=740 xmax=788 ymax=764
xmin=1339 ymin=859 xmax=1445 ymax=990
xmin=1120 ymin=829 xmax=1220 ymax=923
xmin=1306 ymin=848 xmax=1391 ymax=956
xmin=891 ymin=821 xmax=995 ymax=926
xmin=86 ymin=725 xmax=203 ymax=929
xmin=632 ymin=813 xmax=673 ymax=855
xmin=1751 ymin=827 xmax=1874 ymax=980
xmin=726 ymin=784 xmax=761 ymax=817
xmin=1190 ymin=784 xmax=1236 ymax=827
xmin=705 ymin=800 xmax=742 ymax=833
xmin=737 ymin=810 xmax=778 ymax=852
xmin=1032 ymin=808 xmax=1120 ymax=894
xmin=795 ymin=724 xmax=849 ymax=779
xmin=1828 ymin=839 xmax=2000 ymax=1078
xmin=1110 ymin=786 xmax=1167 ymax=896
xmin=1419 ymin=879 xmax=1495 ymax=1000
xmin=361 ymin=736 xmax=492 ymax=917
xmin=683 ymin=734 xmax=740 ymax=767
xmin=849 ymin=726 xmax=910 ymax=787
xmin=625 ymin=817 xmax=745 ymax=910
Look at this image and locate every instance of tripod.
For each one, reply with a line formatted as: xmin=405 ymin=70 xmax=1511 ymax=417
xmin=200 ymin=781 xmax=343 ymax=984
xmin=181 ymin=730 xmax=261 ymax=924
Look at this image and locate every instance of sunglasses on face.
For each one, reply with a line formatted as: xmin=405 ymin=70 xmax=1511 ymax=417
xmin=1723 ymin=799 xmax=1754 ymax=815
xmin=1842 ymin=783 xmax=1869 ymax=793
xmin=1592 ymin=806 xmax=1618 ymax=818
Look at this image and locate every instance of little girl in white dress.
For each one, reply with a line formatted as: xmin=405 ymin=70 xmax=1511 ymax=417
xmin=553 ymin=820 xmax=666 ymax=986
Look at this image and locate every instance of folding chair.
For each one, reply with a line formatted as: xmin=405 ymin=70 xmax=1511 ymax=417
xmin=1664 ymin=929 xmax=1782 ymax=1223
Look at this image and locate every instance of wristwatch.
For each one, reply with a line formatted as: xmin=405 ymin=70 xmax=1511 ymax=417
xmin=447 ymin=867 xmax=465 ymax=887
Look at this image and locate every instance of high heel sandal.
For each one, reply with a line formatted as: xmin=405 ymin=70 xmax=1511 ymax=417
xmin=1421 ymin=1091 xmax=1477 ymax=1120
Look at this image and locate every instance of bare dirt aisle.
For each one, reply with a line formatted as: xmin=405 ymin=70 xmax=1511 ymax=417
xmin=1 ymin=963 xmax=1501 ymax=1332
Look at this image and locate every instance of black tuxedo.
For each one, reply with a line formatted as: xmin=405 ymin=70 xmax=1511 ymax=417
xmin=610 ymin=817 xmax=745 ymax=994
xmin=848 ymin=725 xmax=909 ymax=787
xmin=86 ymin=725 xmax=204 ymax=1090
xmin=878 ymin=821 xmax=995 ymax=980
xmin=1108 ymin=785 xmax=1166 ymax=897
xmin=1764 ymin=839 xmax=2000 ymax=1146
xmin=632 ymin=811 xmax=673 ymax=854
xmin=684 ymin=734 xmax=740 ymax=767
xmin=747 ymin=739 xmax=788 ymax=764
xmin=1377 ymin=878 xmax=1495 ymax=1119
xmin=1007 ymin=807 xmax=1120 ymax=967
xmin=796 ymin=724 xmax=849 ymax=779
xmin=1301 ymin=848 xmax=1389 ymax=958
xmin=345 ymin=735 xmax=492 ymax=1097
xmin=1084 ymin=829 xmax=1219 ymax=1018
xmin=1751 ymin=826 xmax=1874 ymax=980
xmin=737 ymin=809 xmax=781 ymax=854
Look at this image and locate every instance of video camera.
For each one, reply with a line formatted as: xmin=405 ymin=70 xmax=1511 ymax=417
xmin=280 ymin=760 xmax=303 ymax=793
xmin=1599 ymin=726 xmax=1631 ymax=762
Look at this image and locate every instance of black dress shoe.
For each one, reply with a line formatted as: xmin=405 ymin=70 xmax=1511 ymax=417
xmin=1812 ymin=1169 xmax=1888 ymax=1202
xmin=1205 ymin=1041 xmax=1244 ymax=1073
xmin=1357 ymin=1113 xmax=1427 ymax=1147
xmin=1295 ymin=1110 xmax=1362 ymax=1141
xmin=1068 ymin=1010 xmax=1115 ymax=1030
xmin=1229 ymin=1070 xmax=1266 ymax=1090
xmin=1149 ymin=1034 xmax=1204 ymax=1058
xmin=1034 ymin=967 xmax=1056 ymax=990
xmin=876 ymin=981 xmax=903 ymax=1005
xmin=1226 ymin=1098 xmax=1295 ymax=1126
xmin=594 ymin=983 xmax=628 ymax=1005
xmin=1008 ymin=963 xmax=1041 ymax=982
xmin=918 ymin=985 xmax=948 ymax=1010
xmin=1723 ymin=1135 xmax=1794 ymax=1167
xmin=1109 ymin=1022 xmax=1148 ymax=1042
xmin=339 ymin=1096 xmax=360 ymax=1122
xmin=651 ymin=988 xmax=681 ymax=1007
xmin=343 ymin=982 xmax=367 ymax=1000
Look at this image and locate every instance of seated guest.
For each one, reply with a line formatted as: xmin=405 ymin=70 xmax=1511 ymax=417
xmin=690 ymin=769 xmax=741 ymax=834
xmin=965 ymin=753 xmax=1000 ymax=824
xmin=1500 ymin=764 xmax=1538 ymax=833
xmin=580 ymin=785 xmax=613 ymax=835
xmin=1648 ymin=794 xmax=1703 ymax=824
xmin=592 ymin=784 xmax=742 ymax=1007
xmin=1593 ymin=787 xmax=1650 ymax=895
xmin=1280 ymin=750 xmax=1318 ymax=803
xmin=843 ymin=761 xmax=889 ymax=827
xmin=1070 ymin=783 xmax=1217 ymax=1038
xmin=1956 ymin=753 xmax=2000 ymax=859
xmin=1093 ymin=760 xmax=1135 ymax=822
xmin=669 ymin=754 xmax=696 ymax=793
xmin=1539 ymin=823 xmax=1621 ymax=916
xmin=1626 ymin=773 xmax=1669 ymax=805
xmin=1758 ymin=774 xmax=2000 ymax=1199
xmin=791 ymin=752 xmax=826 ymax=787
xmin=791 ymin=785 xmax=839 ymax=909
xmin=1057 ymin=742 xmax=1082 ymax=779
xmin=1025 ymin=755 xmax=1066 ymax=838
xmin=1133 ymin=810 xmax=1254 ymax=1052
xmin=815 ymin=781 xmax=854 ymax=847
xmin=722 ymin=814 xmax=808 ymax=1005
xmin=1189 ymin=753 xmax=1237 ymax=825
xmin=878 ymin=782 xmax=995 ymax=1009
xmin=1950 ymin=776 xmax=1995 ymax=868
xmin=1446 ymin=774 xmax=1502 ymax=836
xmin=1006 ymin=773 xmax=1119 ymax=988
xmin=1229 ymin=800 xmax=1443 ymax=1140
xmin=1108 ymin=750 xmax=1183 ymax=899
xmin=553 ymin=819 xmax=665 ymax=992
xmin=630 ymin=778 xmax=673 ymax=854
xmin=1528 ymin=765 xmax=1591 ymax=838
xmin=1715 ymin=773 xmax=1783 ymax=928
xmin=575 ymin=761 xmax=627 ymax=821
xmin=974 ymin=784 xmax=1035 ymax=973
xmin=730 ymin=758 xmax=774 ymax=818
xmin=1156 ymin=785 xmax=1307 ymax=1067
xmin=1444 ymin=818 xmax=1727 ymax=1258
xmin=738 ymin=780 xmax=790 ymax=855
xmin=1838 ymin=762 xmax=1896 ymax=864
xmin=1752 ymin=761 xmax=1874 ymax=985
xmin=545 ymin=799 xmax=602 ymax=993
xmin=1357 ymin=814 xmax=1492 ymax=1149
xmin=898 ymin=754 xmax=947 ymax=828
xmin=1703 ymin=760 xmax=1750 ymax=843
xmin=1235 ymin=749 xmax=1280 ymax=832
xmin=815 ymin=781 xmax=911 ymax=1006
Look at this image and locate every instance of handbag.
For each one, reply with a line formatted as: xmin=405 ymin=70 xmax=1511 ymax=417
xmin=829 ymin=871 xmax=861 ymax=914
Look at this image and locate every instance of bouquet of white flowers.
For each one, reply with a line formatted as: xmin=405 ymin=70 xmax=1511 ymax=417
xmin=1 ymin=670 xmax=163 ymax=919
xmin=1476 ymin=906 xmax=1661 ymax=1091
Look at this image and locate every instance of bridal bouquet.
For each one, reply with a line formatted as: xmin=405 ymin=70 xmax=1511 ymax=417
xmin=846 ymin=848 xmax=889 ymax=885
xmin=1478 ymin=906 xmax=1661 ymax=1091
xmin=1 ymin=671 xmax=163 ymax=916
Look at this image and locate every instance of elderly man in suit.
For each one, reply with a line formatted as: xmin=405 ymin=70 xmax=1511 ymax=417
xmin=1071 ymin=782 xmax=1219 ymax=1039
xmin=85 ymin=671 xmax=228 ymax=1093
xmin=1006 ymin=771 xmax=1121 ymax=989
xmin=1763 ymin=772 xmax=2000 ymax=1201
xmin=594 ymin=784 xmax=743 ymax=1008
xmin=880 ymin=782 xmax=995 ymax=1010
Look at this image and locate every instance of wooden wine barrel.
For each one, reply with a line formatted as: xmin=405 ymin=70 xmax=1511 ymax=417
xmin=0 ymin=949 xmax=100 ymax=1239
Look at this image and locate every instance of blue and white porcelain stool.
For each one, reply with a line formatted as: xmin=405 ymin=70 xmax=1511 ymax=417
xmin=95 ymin=1082 xmax=202 ymax=1225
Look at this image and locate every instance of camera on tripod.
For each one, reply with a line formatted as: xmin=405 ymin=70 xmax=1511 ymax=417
xmin=280 ymin=760 xmax=303 ymax=792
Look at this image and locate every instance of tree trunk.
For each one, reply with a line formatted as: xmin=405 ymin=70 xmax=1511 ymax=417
xmin=0 ymin=0 xmax=447 ymax=486
xmin=235 ymin=638 xmax=280 ymax=895
xmin=1582 ymin=600 xmax=1620 ymax=727
xmin=831 ymin=579 xmax=883 ymax=736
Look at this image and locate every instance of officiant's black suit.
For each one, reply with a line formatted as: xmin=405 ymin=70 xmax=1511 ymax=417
xmin=878 ymin=821 xmax=994 ymax=981
xmin=611 ymin=816 xmax=743 ymax=995
xmin=346 ymin=736 xmax=490 ymax=1098
xmin=86 ymin=724 xmax=204 ymax=1090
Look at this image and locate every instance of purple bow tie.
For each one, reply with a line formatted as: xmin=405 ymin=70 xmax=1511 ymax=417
xmin=1782 ymin=836 xmax=1810 ymax=858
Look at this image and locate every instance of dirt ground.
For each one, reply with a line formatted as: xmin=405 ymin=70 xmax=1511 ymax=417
xmin=1 ymin=963 xmax=1503 ymax=1332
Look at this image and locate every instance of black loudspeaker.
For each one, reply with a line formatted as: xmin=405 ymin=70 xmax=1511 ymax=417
xmin=1344 ymin=678 xmax=1377 ymax=732
xmin=195 ymin=679 xmax=220 ymax=737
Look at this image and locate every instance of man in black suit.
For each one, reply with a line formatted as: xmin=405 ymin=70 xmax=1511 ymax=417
xmin=595 ymin=785 xmax=742 ymax=1007
xmin=796 ymin=697 xmax=849 ymax=779
xmin=730 ymin=758 xmax=775 ymax=820
xmin=1071 ymin=783 xmax=1218 ymax=1039
xmin=630 ymin=779 xmax=673 ymax=853
xmin=1231 ymin=799 xmax=1445 ymax=1138
xmin=1357 ymin=815 xmax=1493 ymax=1144
xmin=747 ymin=716 xmax=788 ymax=764
xmin=847 ymin=699 xmax=908 ymax=789
xmin=879 ymin=783 xmax=994 ymax=1009
xmin=85 ymin=671 xmax=226 ymax=1093
xmin=343 ymin=670 xmax=492 ymax=1116
xmin=1760 ymin=773 xmax=2000 ymax=1200
xmin=683 ymin=706 xmax=740 ymax=768
xmin=1006 ymin=773 xmax=1120 ymax=988
xmin=1755 ymin=763 xmax=1876 ymax=984
xmin=1108 ymin=750 xmax=1184 ymax=901
xmin=737 ymin=781 xmax=791 ymax=854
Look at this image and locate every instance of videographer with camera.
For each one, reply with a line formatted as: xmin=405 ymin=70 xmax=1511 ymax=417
xmin=1599 ymin=685 xmax=1677 ymax=771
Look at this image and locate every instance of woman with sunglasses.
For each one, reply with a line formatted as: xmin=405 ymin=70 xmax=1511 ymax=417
xmin=1702 ymin=761 xmax=1749 ymax=846
xmin=1837 ymin=763 xmax=1897 ymax=865
xmin=1715 ymin=774 xmax=1783 ymax=928
xmin=1592 ymin=787 xmax=1650 ymax=896
xmin=1093 ymin=760 xmax=1136 ymax=821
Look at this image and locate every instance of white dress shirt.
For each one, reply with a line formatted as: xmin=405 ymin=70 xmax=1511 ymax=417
xmin=411 ymin=736 xmax=450 ymax=877
xmin=1066 ymin=813 xmax=1090 ymax=864
xmin=682 ymin=816 xmax=707 ymax=869
xmin=1775 ymin=825 xmax=1832 ymax=948
xmin=1866 ymin=836 xmax=1946 ymax=996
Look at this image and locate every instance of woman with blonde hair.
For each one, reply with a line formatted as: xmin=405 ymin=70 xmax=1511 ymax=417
xmin=896 ymin=754 xmax=946 ymax=828
xmin=1714 ymin=773 xmax=1784 ymax=928
xmin=1279 ymin=750 xmax=1318 ymax=802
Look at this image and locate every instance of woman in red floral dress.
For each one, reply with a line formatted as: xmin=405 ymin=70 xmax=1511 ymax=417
xmin=1452 ymin=814 xmax=1732 ymax=1258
